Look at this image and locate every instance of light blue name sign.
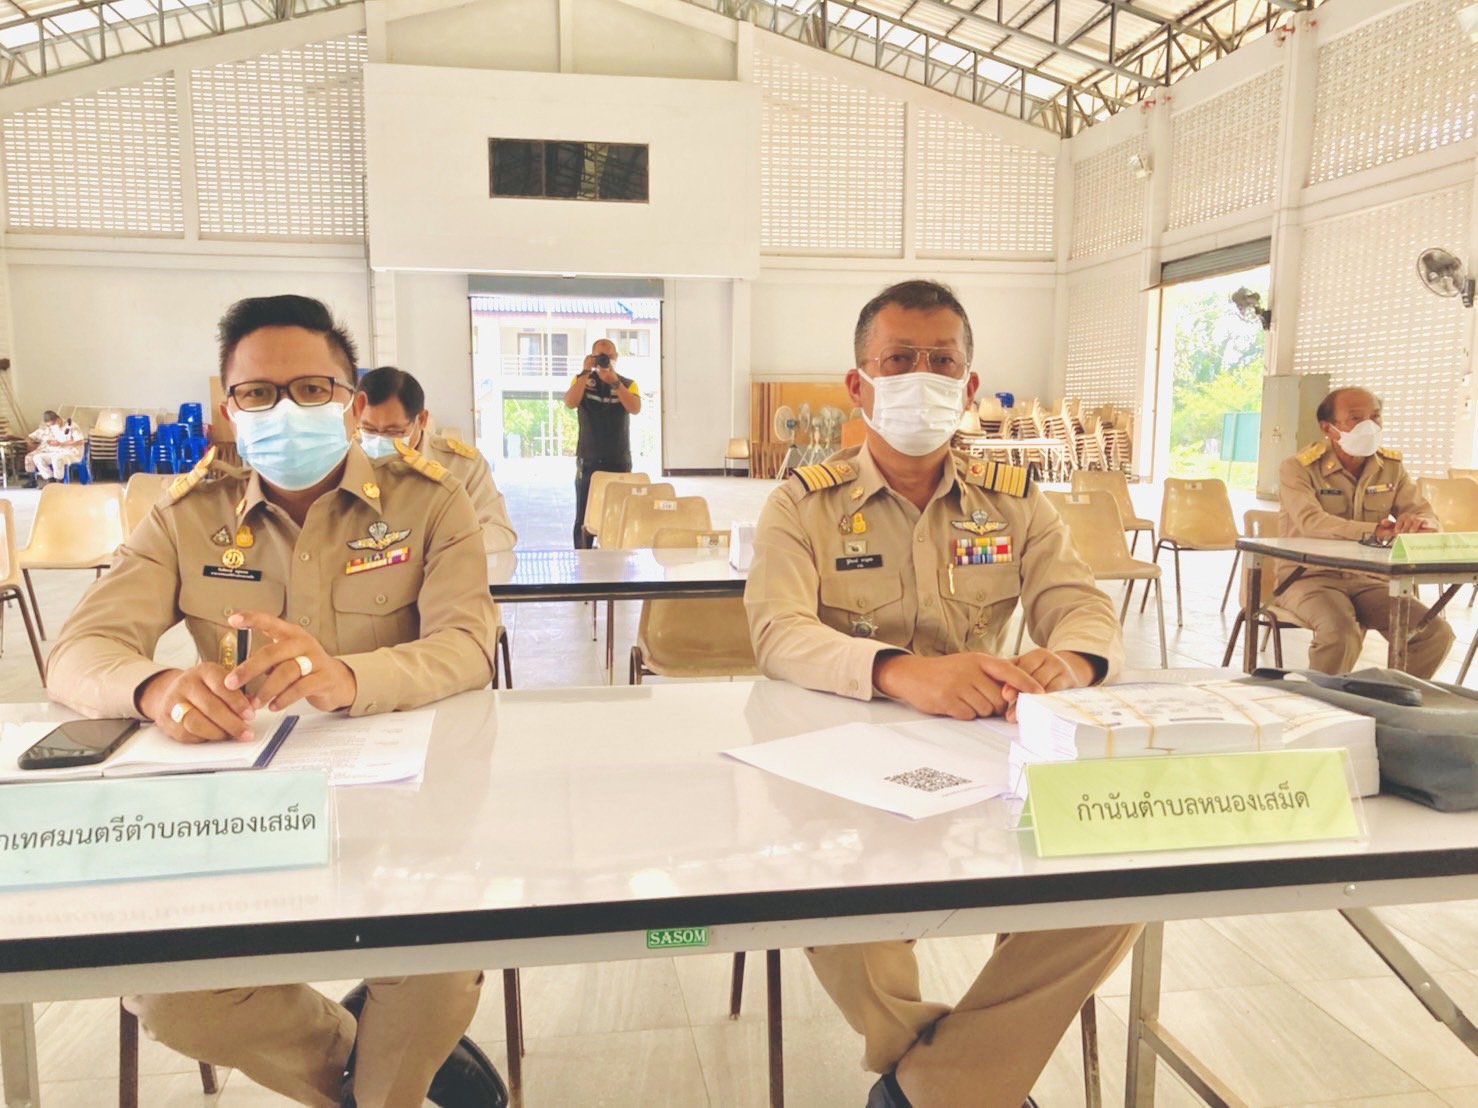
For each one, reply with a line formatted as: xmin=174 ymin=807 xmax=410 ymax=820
xmin=0 ymin=770 xmax=330 ymax=888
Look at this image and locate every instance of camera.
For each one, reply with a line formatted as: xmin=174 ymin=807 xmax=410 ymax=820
xmin=594 ymin=353 xmax=611 ymax=369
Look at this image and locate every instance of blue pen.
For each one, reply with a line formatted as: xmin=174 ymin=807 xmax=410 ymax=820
xmin=253 ymin=715 xmax=301 ymax=768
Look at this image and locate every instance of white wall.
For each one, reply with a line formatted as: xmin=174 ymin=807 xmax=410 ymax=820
xmin=6 ymin=257 xmax=370 ymax=418
xmin=661 ymin=278 xmax=734 ymax=469
xmin=389 ymin=271 xmax=474 ymax=431
xmin=750 ymin=268 xmax=1058 ymax=404
xmin=363 ymin=63 xmax=761 ymax=278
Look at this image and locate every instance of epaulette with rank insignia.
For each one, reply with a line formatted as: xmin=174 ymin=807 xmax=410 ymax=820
xmin=963 ymin=458 xmax=1030 ymax=497
xmin=1295 ymin=442 xmax=1328 ymax=467
xmin=167 ymin=446 xmax=217 ymax=502
xmin=393 ymin=438 xmax=450 ymax=483
xmin=443 ymin=436 xmax=480 ymax=461
xmin=791 ymin=461 xmax=856 ymax=494
xmin=1376 ymin=446 xmax=1402 ymax=461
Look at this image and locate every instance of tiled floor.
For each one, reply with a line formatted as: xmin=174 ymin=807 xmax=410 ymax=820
xmin=3 ymin=461 xmax=1477 ymax=1107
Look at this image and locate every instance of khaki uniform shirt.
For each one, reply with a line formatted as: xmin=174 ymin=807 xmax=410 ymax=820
xmin=417 ymin=433 xmax=518 ymax=554
xmin=48 ymin=444 xmax=498 ymax=719
xmin=1278 ymin=442 xmax=1437 ymax=581
xmin=744 ymin=445 xmax=1123 ymax=700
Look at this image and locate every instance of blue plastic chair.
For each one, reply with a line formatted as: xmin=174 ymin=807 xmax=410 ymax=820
xmin=116 ymin=433 xmax=148 ymax=478
xmin=178 ymin=403 xmax=204 ymax=437
xmin=181 ymin=436 xmax=208 ymax=468
xmin=124 ymin=414 xmax=152 ymax=440
xmin=149 ymin=438 xmax=180 ymax=474
xmin=63 ymin=443 xmax=92 ymax=484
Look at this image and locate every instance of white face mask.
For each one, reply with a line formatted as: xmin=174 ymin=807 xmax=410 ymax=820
xmin=358 ymin=431 xmax=406 ymax=460
xmin=858 ymin=369 xmax=966 ymax=457
xmin=1334 ymin=419 xmax=1382 ymax=458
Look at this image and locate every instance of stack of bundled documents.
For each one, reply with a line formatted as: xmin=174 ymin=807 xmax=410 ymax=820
xmin=1009 ymin=680 xmax=1379 ymax=796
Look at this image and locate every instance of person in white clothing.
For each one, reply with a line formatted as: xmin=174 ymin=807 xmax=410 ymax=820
xmin=26 ymin=411 xmax=84 ymax=483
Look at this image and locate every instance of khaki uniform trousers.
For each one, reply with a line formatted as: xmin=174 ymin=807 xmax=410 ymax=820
xmin=807 ymin=924 xmax=1141 ymax=1108
xmin=125 ymin=971 xmax=482 ymax=1108
xmin=1279 ymin=576 xmax=1454 ymax=680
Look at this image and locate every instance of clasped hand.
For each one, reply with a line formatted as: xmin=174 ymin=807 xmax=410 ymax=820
xmin=137 ymin=611 xmax=357 ymax=744
xmin=873 ymin=647 xmax=1094 ymax=722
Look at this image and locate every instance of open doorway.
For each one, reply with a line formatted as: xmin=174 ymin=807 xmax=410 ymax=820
xmin=1154 ymin=266 xmax=1269 ymax=491
xmin=469 ymin=293 xmax=663 ymax=470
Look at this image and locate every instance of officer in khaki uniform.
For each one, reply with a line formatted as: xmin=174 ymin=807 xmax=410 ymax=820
xmin=353 ymin=366 xmax=518 ymax=554
xmin=46 ymin=295 xmax=503 ymax=1108
xmin=1277 ymin=386 xmax=1453 ymax=678
xmin=745 ymin=280 xmax=1139 ymax=1108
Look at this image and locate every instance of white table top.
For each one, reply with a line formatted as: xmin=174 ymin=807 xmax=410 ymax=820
xmin=486 ymin=546 xmax=745 ymax=600
xmin=1238 ymin=535 xmax=1478 ymax=577
xmin=2 ymin=679 xmax=1476 ymax=1002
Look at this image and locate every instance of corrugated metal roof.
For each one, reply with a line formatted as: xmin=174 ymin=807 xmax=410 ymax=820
xmin=470 ymin=295 xmax=661 ymax=321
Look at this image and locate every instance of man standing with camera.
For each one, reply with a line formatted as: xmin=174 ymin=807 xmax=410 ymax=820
xmin=562 ymin=337 xmax=641 ymax=547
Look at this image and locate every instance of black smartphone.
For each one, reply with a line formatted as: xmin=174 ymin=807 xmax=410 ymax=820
xmin=18 ymin=718 xmax=140 ymax=770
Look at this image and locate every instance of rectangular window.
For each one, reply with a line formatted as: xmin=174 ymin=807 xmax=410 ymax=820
xmin=606 ymin=329 xmax=650 ymax=357
xmin=489 ymin=140 xmax=649 ymax=202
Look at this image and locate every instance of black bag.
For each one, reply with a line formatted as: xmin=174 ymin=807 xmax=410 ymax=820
xmin=1239 ymin=667 xmax=1478 ymax=812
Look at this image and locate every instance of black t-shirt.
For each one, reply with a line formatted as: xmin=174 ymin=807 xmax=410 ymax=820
xmin=574 ymin=372 xmax=639 ymax=463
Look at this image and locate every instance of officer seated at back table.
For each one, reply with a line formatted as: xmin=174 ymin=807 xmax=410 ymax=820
xmin=353 ymin=365 xmax=518 ymax=554
xmin=1277 ymin=386 xmax=1453 ymax=678
xmin=744 ymin=278 xmax=1141 ymax=1108
xmin=46 ymin=294 xmax=505 ymax=1108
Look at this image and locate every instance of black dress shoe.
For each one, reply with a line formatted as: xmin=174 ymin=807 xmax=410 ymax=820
xmin=865 ymin=1072 xmax=911 ymax=1108
xmin=338 ymin=985 xmax=508 ymax=1108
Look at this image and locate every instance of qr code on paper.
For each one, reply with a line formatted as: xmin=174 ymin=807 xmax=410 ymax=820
xmin=885 ymin=767 xmax=971 ymax=792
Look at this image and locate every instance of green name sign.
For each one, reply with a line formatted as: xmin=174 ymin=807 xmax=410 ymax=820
xmin=1020 ymin=750 xmax=1359 ymax=857
xmin=646 ymin=927 xmax=709 ymax=950
xmin=1390 ymin=531 xmax=1478 ymax=563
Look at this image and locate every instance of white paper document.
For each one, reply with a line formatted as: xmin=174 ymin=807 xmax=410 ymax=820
xmin=725 ymin=721 xmax=1012 ymax=820
xmin=270 ymin=709 xmax=435 ymax=786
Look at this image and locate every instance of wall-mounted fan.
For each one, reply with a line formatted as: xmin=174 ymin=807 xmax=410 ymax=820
xmin=1416 ymin=247 xmax=1475 ymax=308
xmin=1230 ymin=288 xmax=1272 ymax=330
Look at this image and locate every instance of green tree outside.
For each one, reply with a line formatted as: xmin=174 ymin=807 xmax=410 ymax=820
xmin=1162 ymin=270 xmax=1268 ymax=491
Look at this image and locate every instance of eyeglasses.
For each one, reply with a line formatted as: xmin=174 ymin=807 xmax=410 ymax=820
xmin=866 ymin=346 xmax=969 ymax=378
xmin=228 ymin=376 xmax=349 ymax=412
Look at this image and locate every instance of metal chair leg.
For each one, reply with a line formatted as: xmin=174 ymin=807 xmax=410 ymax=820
xmin=120 ymin=1002 xmax=139 ymax=1108
xmin=630 ymin=646 xmax=644 ymax=686
xmin=1139 ymin=542 xmax=1164 ymax=614
xmin=1220 ymin=550 xmax=1239 ymax=613
xmin=1459 ymin=634 xmax=1478 ymax=684
xmin=1172 ymin=546 xmax=1184 ymax=627
xmin=503 ymin=969 xmax=524 ymax=1105
xmin=1221 ymin=611 xmax=1245 ymax=668
xmin=729 ymin=951 xmax=747 ymax=1019
xmin=199 ymin=1061 xmax=219 ymax=1094
xmin=1153 ymin=576 xmax=1168 ymax=668
xmin=1079 ymin=995 xmax=1102 ymax=1108
xmin=496 ymin=625 xmax=513 ymax=689
xmin=1271 ymin=617 xmax=1285 ymax=669
xmin=1118 ymin=579 xmax=1133 ymax=624
xmin=9 ymin=590 xmax=44 ymax=686
xmin=766 ymin=950 xmax=784 ymax=1108
xmin=22 ymin=569 xmax=44 ymax=640
xmin=1014 ymin=614 xmax=1027 ymax=653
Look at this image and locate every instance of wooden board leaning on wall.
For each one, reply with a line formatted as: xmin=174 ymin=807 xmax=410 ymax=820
xmin=750 ymin=382 xmax=853 ymax=479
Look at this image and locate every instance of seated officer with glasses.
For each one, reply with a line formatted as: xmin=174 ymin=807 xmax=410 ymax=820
xmin=744 ymin=279 xmax=1138 ymax=1108
xmin=353 ymin=365 xmax=517 ymax=553
xmin=47 ymin=294 xmax=506 ymax=1108
xmin=1278 ymin=385 xmax=1452 ymax=677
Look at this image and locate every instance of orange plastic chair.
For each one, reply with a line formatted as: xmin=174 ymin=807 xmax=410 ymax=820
xmin=1071 ymin=470 xmax=1155 ymax=554
xmin=1220 ymin=510 xmax=1309 ymax=669
xmin=19 ymin=483 xmax=127 ymax=639
xmin=1419 ymin=477 xmax=1478 ymax=532
xmin=0 ymin=499 xmax=46 ymax=684
xmin=597 ymin=482 xmax=675 ymax=550
xmin=1029 ymin=491 xmax=1167 ymax=666
xmin=1448 ymin=467 xmax=1478 ymax=485
xmin=1141 ymin=477 xmax=1239 ymax=627
xmin=630 ymin=528 xmax=756 ymax=683
xmin=617 ymin=495 xmax=712 ymax=548
xmin=582 ymin=471 xmax=651 ymax=544
xmin=124 ymin=472 xmax=173 ymax=535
